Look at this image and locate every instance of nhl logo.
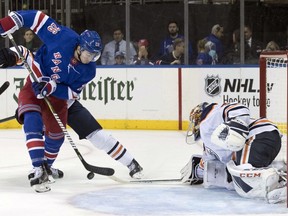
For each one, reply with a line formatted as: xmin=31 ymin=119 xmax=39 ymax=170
xmin=205 ymin=75 xmax=221 ymax=96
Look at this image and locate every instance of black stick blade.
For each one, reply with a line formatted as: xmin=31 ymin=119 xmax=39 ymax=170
xmin=90 ymin=166 xmax=115 ymax=176
xmin=0 ymin=81 xmax=10 ymax=95
xmin=84 ymin=161 xmax=115 ymax=176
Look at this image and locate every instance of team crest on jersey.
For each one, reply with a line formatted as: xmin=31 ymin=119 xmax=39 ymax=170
xmin=205 ymin=75 xmax=221 ymax=97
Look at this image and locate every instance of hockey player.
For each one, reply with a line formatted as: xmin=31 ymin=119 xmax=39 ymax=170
xmin=0 ymin=10 xmax=99 ymax=192
xmin=13 ymin=100 xmax=143 ymax=181
xmin=180 ymin=102 xmax=286 ymax=204
xmin=0 ymin=10 xmax=143 ymax=193
xmin=67 ymin=99 xmax=143 ymax=180
xmin=226 ymin=117 xmax=285 ymax=204
xmin=13 ymin=99 xmax=143 ymax=181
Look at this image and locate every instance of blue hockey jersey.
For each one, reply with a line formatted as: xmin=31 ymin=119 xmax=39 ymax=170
xmin=15 ymin=10 xmax=97 ymax=99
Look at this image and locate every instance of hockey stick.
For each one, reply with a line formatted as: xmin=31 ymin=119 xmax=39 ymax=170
xmin=0 ymin=115 xmax=15 ymax=123
xmin=7 ymin=33 xmax=114 ymax=177
xmin=0 ymin=81 xmax=10 ymax=95
xmin=130 ymin=178 xmax=181 ymax=183
xmin=109 ymin=175 xmax=182 ymax=184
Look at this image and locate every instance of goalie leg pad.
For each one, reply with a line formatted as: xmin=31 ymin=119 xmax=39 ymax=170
xmin=204 ymin=160 xmax=234 ymax=190
xmin=267 ymin=186 xmax=287 ymax=204
xmin=180 ymin=154 xmax=203 ymax=185
xmin=226 ymin=160 xmax=286 ymax=203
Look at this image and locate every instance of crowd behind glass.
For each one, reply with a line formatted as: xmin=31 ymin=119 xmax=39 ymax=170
xmin=6 ymin=1 xmax=288 ymax=66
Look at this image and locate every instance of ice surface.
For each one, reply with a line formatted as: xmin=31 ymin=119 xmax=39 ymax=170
xmin=0 ymin=129 xmax=287 ymax=216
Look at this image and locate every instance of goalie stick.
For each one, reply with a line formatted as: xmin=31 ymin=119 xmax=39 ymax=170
xmin=0 ymin=81 xmax=10 ymax=95
xmin=7 ymin=33 xmax=114 ymax=177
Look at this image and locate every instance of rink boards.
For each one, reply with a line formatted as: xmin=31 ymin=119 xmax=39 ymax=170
xmin=0 ymin=66 xmax=282 ymax=131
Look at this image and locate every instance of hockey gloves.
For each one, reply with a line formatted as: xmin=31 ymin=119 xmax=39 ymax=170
xmin=0 ymin=48 xmax=17 ymax=68
xmin=0 ymin=11 xmax=23 ymax=37
xmin=32 ymin=76 xmax=57 ymax=99
xmin=211 ymin=118 xmax=249 ymax=151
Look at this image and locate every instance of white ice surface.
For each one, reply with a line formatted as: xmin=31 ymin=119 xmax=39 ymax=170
xmin=0 ymin=129 xmax=287 ymax=216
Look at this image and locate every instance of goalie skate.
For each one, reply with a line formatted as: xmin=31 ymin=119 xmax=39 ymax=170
xmin=128 ymin=159 xmax=143 ymax=179
xmin=29 ymin=164 xmax=50 ymax=193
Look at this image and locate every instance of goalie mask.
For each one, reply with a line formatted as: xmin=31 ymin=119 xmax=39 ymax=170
xmin=186 ymin=102 xmax=209 ymax=144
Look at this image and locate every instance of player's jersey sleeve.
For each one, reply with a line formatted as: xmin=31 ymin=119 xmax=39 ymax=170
xmin=15 ymin=10 xmax=77 ymax=46
xmin=13 ymin=10 xmax=96 ymax=100
xmin=221 ymin=103 xmax=251 ymax=125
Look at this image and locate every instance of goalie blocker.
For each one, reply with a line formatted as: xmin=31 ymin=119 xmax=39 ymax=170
xmin=211 ymin=118 xmax=249 ymax=152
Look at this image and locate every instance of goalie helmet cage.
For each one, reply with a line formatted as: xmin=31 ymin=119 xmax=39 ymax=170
xmin=259 ymin=51 xmax=288 ymax=206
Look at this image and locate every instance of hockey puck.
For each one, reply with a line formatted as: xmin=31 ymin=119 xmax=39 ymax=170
xmin=87 ymin=172 xmax=94 ymax=180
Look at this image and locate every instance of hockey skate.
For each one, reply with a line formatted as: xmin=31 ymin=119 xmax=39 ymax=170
xmin=44 ymin=162 xmax=64 ymax=183
xmin=28 ymin=164 xmax=50 ymax=193
xmin=29 ymin=163 xmax=64 ymax=184
xmin=128 ymin=159 xmax=143 ymax=179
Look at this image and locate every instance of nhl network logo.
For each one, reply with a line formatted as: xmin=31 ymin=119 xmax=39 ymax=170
xmin=205 ymin=75 xmax=221 ymax=96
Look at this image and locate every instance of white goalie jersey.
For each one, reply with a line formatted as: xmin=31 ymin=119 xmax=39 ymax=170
xmin=199 ymin=103 xmax=251 ymax=163
xmin=248 ymin=117 xmax=281 ymax=139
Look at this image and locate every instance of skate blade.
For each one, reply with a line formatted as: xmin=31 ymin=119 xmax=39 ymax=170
xmin=32 ymin=183 xmax=51 ymax=193
xmin=131 ymin=171 xmax=144 ymax=179
xmin=48 ymin=175 xmax=56 ymax=184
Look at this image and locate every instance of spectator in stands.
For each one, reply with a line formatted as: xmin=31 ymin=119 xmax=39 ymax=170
xmin=133 ymin=39 xmax=154 ymax=65
xmin=196 ymin=38 xmax=213 ymax=65
xmin=155 ymin=38 xmax=184 ymax=65
xmin=221 ymin=29 xmax=241 ymax=64
xmin=114 ymin=51 xmax=126 ymax=65
xmin=265 ymin=40 xmax=280 ymax=51
xmin=205 ymin=41 xmax=218 ymax=65
xmin=157 ymin=20 xmax=193 ymax=63
xmin=21 ymin=29 xmax=41 ymax=54
xmin=101 ymin=27 xmax=136 ymax=65
xmin=204 ymin=24 xmax=224 ymax=63
xmin=244 ymin=25 xmax=264 ymax=64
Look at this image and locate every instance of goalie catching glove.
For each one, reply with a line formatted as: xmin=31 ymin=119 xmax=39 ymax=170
xmin=211 ymin=118 xmax=249 ymax=151
xmin=32 ymin=76 xmax=57 ymax=99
